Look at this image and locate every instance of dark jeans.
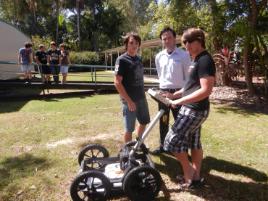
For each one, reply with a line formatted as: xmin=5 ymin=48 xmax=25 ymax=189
xmin=50 ymin=65 xmax=60 ymax=82
xmin=158 ymin=88 xmax=181 ymax=147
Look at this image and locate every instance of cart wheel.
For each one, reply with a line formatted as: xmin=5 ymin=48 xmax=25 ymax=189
xmin=70 ymin=170 xmax=111 ymax=201
xmin=123 ymin=166 xmax=162 ymax=201
xmin=78 ymin=144 xmax=109 ymax=167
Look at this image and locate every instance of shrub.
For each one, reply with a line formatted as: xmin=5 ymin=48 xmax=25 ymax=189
xmin=69 ymin=51 xmax=104 ymax=72
xmin=69 ymin=51 xmax=100 ymax=65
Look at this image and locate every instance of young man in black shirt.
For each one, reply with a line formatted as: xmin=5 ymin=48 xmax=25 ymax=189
xmin=114 ymin=32 xmax=150 ymax=143
xmin=162 ymin=28 xmax=216 ymax=189
xmin=35 ymin=44 xmax=50 ymax=83
xmin=47 ymin=41 xmax=61 ymax=83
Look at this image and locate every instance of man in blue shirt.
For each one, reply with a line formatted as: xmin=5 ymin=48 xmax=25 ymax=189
xmin=18 ymin=42 xmax=33 ymax=84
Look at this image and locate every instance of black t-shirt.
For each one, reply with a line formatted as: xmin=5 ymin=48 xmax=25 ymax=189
xmin=47 ymin=49 xmax=60 ymax=64
xmin=115 ymin=53 xmax=145 ymax=102
xmin=183 ymin=50 xmax=216 ymax=110
xmin=35 ymin=51 xmax=47 ymax=65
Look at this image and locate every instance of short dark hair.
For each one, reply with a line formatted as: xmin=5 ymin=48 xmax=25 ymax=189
xmin=182 ymin=28 xmax=206 ymax=48
xmin=159 ymin=27 xmax=176 ymax=39
xmin=122 ymin=32 xmax=141 ymax=50
xmin=24 ymin=42 xmax=32 ymax=48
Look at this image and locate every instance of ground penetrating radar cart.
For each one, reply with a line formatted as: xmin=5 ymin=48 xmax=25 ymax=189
xmin=70 ymin=88 xmax=172 ymax=201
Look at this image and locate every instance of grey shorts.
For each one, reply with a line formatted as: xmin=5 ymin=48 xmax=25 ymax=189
xmin=122 ymin=98 xmax=150 ymax=133
xmin=21 ymin=64 xmax=32 ymax=72
xmin=60 ymin=66 xmax=69 ymax=74
xmin=163 ymin=106 xmax=209 ymax=153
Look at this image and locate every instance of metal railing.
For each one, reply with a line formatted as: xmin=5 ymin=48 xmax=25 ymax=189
xmin=0 ymin=60 xmax=158 ymax=84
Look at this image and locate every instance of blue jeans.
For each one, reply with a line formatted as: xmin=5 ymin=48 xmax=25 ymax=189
xmin=50 ymin=65 xmax=60 ymax=82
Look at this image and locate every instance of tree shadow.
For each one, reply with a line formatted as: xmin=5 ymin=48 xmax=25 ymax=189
xmin=0 ymin=153 xmax=51 ymax=191
xmin=155 ymin=155 xmax=268 ymax=201
xmin=212 ymin=100 xmax=268 ymax=115
xmin=0 ymin=89 xmax=95 ymax=113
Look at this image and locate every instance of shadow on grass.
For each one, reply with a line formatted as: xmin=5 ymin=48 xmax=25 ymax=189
xmin=0 ymin=153 xmax=51 ymax=191
xmin=155 ymin=155 xmax=268 ymax=201
xmin=212 ymin=100 xmax=268 ymax=115
xmin=0 ymin=90 xmax=95 ymax=113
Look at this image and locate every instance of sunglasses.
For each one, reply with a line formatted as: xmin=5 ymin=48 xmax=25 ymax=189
xmin=183 ymin=39 xmax=197 ymax=45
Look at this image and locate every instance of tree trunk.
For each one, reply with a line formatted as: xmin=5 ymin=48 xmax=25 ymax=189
xmin=243 ymin=38 xmax=255 ymax=95
xmin=56 ymin=0 xmax=59 ymax=44
xmin=76 ymin=0 xmax=81 ymax=50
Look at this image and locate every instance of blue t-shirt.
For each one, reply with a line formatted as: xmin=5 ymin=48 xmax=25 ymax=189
xmin=19 ymin=48 xmax=32 ymax=65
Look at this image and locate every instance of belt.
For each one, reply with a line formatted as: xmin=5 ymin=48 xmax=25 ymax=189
xmin=160 ymin=88 xmax=181 ymax=93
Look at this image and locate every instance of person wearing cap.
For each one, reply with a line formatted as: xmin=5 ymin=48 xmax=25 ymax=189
xmin=152 ymin=27 xmax=191 ymax=155
xmin=163 ymin=28 xmax=216 ymax=189
xmin=35 ymin=44 xmax=50 ymax=84
xmin=47 ymin=41 xmax=61 ymax=84
xmin=18 ymin=42 xmax=33 ymax=84
xmin=59 ymin=43 xmax=71 ymax=84
xmin=114 ymin=32 xmax=150 ymax=143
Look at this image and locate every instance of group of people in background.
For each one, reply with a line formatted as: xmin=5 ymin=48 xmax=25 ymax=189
xmin=18 ymin=41 xmax=70 ymax=84
xmin=114 ymin=27 xmax=216 ymax=190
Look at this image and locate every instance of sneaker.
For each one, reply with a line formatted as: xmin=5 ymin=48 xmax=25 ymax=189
xmin=178 ymin=181 xmax=195 ymax=190
xmin=192 ymin=178 xmax=205 ymax=188
xmin=176 ymin=175 xmax=185 ymax=184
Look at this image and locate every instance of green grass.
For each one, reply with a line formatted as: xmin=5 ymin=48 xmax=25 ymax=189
xmin=0 ymin=94 xmax=267 ymax=201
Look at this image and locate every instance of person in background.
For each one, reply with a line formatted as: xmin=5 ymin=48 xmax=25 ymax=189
xmin=152 ymin=27 xmax=191 ymax=155
xmin=163 ymin=28 xmax=215 ymax=189
xmin=18 ymin=42 xmax=33 ymax=84
xmin=59 ymin=43 xmax=71 ymax=84
xmin=47 ymin=41 xmax=60 ymax=84
xmin=114 ymin=32 xmax=150 ymax=143
xmin=35 ymin=44 xmax=50 ymax=84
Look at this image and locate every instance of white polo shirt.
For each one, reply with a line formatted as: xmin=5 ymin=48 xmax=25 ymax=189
xmin=155 ymin=47 xmax=191 ymax=89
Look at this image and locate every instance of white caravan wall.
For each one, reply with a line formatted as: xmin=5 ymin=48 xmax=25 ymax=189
xmin=0 ymin=21 xmax=31 ymax=80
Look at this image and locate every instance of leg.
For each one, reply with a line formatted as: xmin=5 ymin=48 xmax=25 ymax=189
xmin=152 ymin=102 xmax=169 ymax=154
xmin=62 ymin=73 xmax=67 ymax=84
xmin=124 ymin=132 xmax=132 ymax=143
xmin=190 ymin=127 xmax=204 ymax=180
xmin=122 ymin=101 xmax=136 ymax=143
xmin=174 ymin=152 xmax=194 ymax=183
xmin=136 ymin=98 xmax=150 ymax=140
xmin=136 ymin=124 xmax=146 ymax=139
xmin=191 ymin=148 xmax=203 ymax=180
xmin=164 ymin=107 xmax=208 ymax=186
xmin=55 ymin=66 xmax=60 ymax=83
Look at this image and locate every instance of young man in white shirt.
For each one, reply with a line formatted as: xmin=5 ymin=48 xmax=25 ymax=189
xmin=152 ymin=27 xmax=191 ymax=155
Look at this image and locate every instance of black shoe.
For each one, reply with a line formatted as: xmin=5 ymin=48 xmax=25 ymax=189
xmin=151 ymin=147 xmax=164 ymax=155
xmin=192 ymin=178 xmax=205 ymax=188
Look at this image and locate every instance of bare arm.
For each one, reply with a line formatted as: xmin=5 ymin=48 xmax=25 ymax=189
xmin=114 ymin=75 xmax=136 ymax=111
xmin=171 ymin=76 xmax=215 ymax=106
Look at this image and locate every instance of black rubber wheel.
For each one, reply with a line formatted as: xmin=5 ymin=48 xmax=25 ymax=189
xmin=123 ymin=166 xmax=162 ymax=201
xmin=70 ymin=170 xmax=111 ymax=201
xmin=78 ymin=144 xmax=109 ymax=167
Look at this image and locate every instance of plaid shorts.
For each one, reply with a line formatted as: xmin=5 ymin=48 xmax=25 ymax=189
xmin=163 ymin=106 xmax=209 ymax=153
